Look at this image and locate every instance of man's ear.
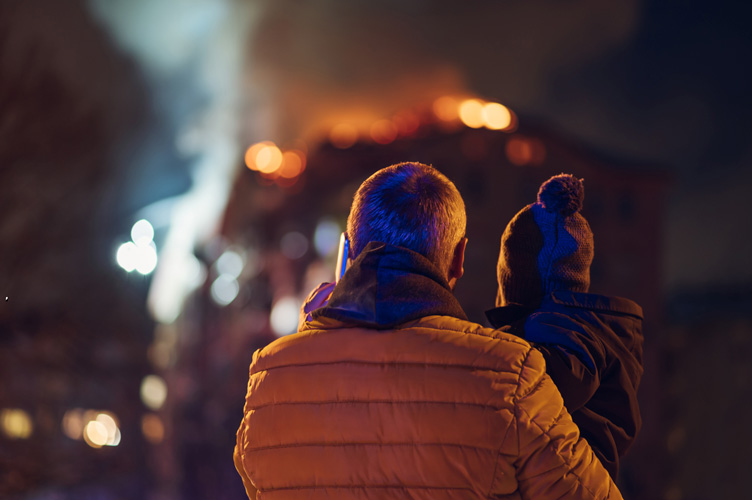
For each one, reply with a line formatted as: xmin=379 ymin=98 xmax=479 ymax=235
xmin=447 ymin=237 xmax=467 ymax=291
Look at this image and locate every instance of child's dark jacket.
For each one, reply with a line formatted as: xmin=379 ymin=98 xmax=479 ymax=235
xmin=486 ymin=291 xmax=644 ymax=479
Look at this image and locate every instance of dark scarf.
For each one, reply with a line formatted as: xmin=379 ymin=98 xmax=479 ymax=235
xmin=313 ymin=242 xmax=467 ymax=329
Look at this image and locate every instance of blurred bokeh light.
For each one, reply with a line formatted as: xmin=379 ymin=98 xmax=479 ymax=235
xmin=0 ymin=409 xmax=33 ymax=439
xmin=270 ymin=296 xmax=302 ymax=336
xmin=458 ymin=99 xmax=485 ymax=129
xmin=140 ymin=375 xmax=168 ymax=411
xmin=329 ymin=124 xmax=359 ymax=149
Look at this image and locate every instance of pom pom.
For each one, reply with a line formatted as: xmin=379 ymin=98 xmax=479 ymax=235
xmin=537 ymin=173 xmax=584 ymax=216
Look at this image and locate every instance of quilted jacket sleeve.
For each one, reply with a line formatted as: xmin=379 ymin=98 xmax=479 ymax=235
xmin=495 ymin=348 xmax=622 ymax=500
xmin=235 ymin=351 xmax=260 ymax=500
xmin=234 ymin=432 xmax=258 ymax=499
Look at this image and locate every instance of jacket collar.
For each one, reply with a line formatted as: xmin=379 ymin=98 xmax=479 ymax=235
xmin=485 ymin=303 xmax=536 ymax=329
xmin=313 ymin=242 xmax=467 ymax=329
xmin=485 ymin=290 xmax=643 ymax=329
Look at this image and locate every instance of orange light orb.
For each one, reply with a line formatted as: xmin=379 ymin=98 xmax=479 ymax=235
xmin=458 ymin=99 xmax=485 ymax=128
xmin=370 ymin=119 xmax=398 ymax=145
xmin=482 ymin=102 xmax=512 ymax=130
xmin=505 ymin=136 xmax=546 ymax=166
xmin=142 ymin=414 xmax=165 ymax=444
xmin=432 ymin=96 xmax=460 ymax=121
xmin=255 ymin=143 xmax=283 ymax=174
xmin=329 ymin=124 xmax=358 ymax=149
xmin=393 ymin=112 xmax=420 ymax=136
xmin=244 ymin=141 xmax=273 ymax=171
xmin=278 ymin=150 xmax=306 ymax=179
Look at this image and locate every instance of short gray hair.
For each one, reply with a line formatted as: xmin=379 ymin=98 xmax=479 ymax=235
xmin=346 ymin=162 xmax=466 ymax=275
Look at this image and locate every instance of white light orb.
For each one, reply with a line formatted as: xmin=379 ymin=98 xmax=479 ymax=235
xmin=270 ymin=296 xmax=302 ymax=336
xmin=210 ymin=274 xmax=239 ymax=306
xmin=131 ymin=219 xmax=155 ymax=246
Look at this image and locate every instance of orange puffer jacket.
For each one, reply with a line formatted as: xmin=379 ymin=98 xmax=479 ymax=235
xmin=234 ymin=243 xmax=621 ymax=499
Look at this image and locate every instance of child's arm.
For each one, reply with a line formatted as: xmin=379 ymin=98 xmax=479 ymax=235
xmin=523 ymin=311 xmax=606 ymax=412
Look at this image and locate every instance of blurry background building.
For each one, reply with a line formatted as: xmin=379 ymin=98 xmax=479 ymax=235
xmin=1 ymin=1 xmax=750 ymax=499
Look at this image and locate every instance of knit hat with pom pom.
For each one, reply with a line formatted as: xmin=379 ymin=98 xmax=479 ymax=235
xmin=496 ymin=173 xmax=594 ymax=307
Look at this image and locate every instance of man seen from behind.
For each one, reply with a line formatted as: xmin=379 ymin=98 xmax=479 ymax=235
xmin=234 ymin=162 xmax=622 ymax=499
